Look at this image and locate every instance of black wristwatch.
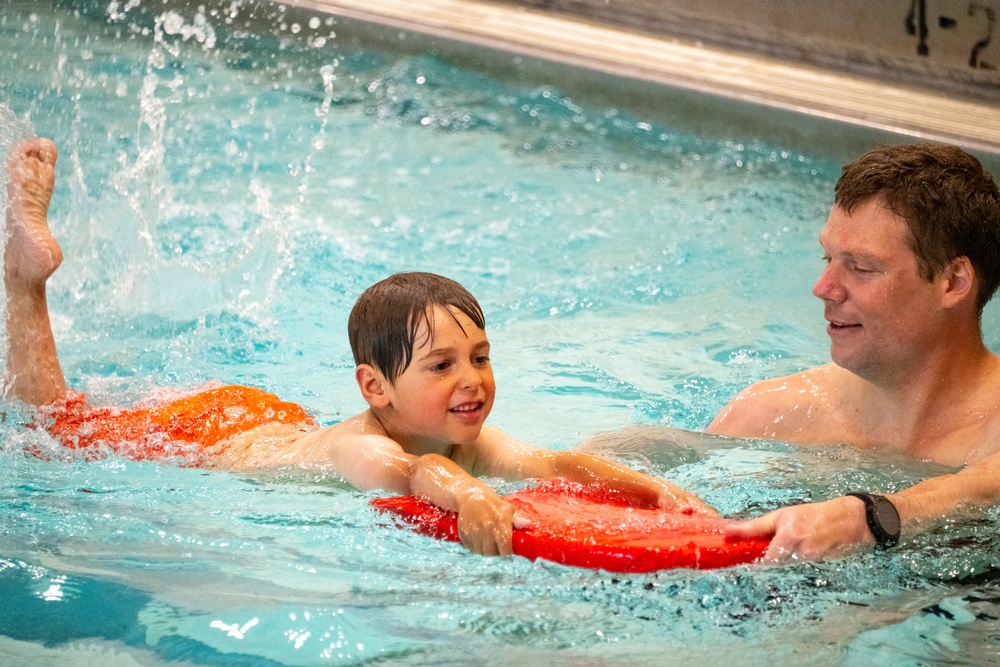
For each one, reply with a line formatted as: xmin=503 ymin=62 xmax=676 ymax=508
xmin=846 ymin=492 xmax=901 ymax=550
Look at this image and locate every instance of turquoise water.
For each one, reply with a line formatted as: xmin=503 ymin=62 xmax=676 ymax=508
xmin=2 ymin=1 xmax=1000 ymax=665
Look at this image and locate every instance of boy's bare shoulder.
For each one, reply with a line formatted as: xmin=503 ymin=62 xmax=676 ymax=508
xmin=264 ymin=410 xmax=394 ymax=466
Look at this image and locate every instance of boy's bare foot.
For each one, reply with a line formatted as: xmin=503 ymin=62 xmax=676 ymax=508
xmin=5 ymin=138 xmax=62 ymax=288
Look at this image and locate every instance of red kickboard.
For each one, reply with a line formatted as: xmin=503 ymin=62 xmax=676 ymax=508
xmin=371 ymin=481 xmax=769 ymax=572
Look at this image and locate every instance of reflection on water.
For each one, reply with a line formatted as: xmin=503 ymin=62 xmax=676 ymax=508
xmin=2 ymin=1 xmax=1000 ymax=665
xmin=4 ymin=443 xmax=1000 ymax=666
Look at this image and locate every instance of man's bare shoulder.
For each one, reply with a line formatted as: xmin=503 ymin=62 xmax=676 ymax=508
xmin=707 ymin=364 xmax=854 ymax=443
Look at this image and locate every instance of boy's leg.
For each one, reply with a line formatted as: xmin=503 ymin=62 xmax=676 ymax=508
xmin=4 ymin=138 xmax=67 ymax=405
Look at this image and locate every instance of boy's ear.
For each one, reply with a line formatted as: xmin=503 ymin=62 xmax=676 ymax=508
xmin=355 ymin=364 xmax=391 ymax=409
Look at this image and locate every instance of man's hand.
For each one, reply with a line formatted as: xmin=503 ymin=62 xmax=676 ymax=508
xmin=455 ymin=487 xmax=517 ymax=556
xmin=725 ymin=495 xmax=874 ymax=562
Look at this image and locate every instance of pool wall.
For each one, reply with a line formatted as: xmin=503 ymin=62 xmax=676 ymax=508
xmin=130 ymin=0 xmax=1000 ymax=166
xmin=267 ymin=0 xmax=1000 ymax=160
xmin=498 ymin=0 xmax=1000 ymax=101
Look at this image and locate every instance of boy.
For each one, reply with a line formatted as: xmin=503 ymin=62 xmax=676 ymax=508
xmin=5 ymin=137 xmax=712 ymax=557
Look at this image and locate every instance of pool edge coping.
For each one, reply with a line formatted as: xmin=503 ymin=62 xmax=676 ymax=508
xmin=276 ymin=0 xmax=1000 ymax=157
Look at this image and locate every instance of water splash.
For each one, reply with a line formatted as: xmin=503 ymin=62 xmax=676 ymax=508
xmin=0 ymin=103 xmax=37 ymax=249
xmin=296 ymin=60 xmax=340 ymax=207
xmin=0 ymin=104 xmax=38 ymax=380
xmin=0 ymin=101 xmax=36 ymax=186
xmin=73 ymin=4 xmax=295 ymax=324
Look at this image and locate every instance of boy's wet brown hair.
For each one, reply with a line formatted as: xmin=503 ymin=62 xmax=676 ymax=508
xmin=835 ymin=142 xmax=1000 ymax=313
xmin=348 ymin=272 xmax=486 ymax=384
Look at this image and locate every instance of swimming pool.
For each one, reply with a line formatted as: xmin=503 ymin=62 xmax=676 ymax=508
xmin=3 ymin=1 xmax=1000 ymax=664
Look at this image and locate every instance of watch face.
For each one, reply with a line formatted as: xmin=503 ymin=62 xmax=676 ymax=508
xmin=874 ymin=496 xmax=901 ymax=537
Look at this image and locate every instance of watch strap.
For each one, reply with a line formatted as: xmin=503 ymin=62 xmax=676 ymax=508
xmin=846 ymin=492 xmax=900 ymax=550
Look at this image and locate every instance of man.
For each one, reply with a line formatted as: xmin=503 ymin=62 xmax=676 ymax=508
xmin=708 ymin=142 xmax=1000 ymax=562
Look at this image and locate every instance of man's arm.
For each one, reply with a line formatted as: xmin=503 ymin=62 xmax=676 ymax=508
xmin=727 ymin=451 xmax=1000 ymax=561
xmin=470 ymin=425 xmax=716 ymax=514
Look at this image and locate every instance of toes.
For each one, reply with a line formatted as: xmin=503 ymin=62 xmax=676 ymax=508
xmin=25 ymin=138 xmax=58 ymax=166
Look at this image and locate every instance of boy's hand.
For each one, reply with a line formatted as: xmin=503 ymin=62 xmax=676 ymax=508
xmin=456 ymin=487 xmax=517 ymax=556
xmin=656 ymin=482 xmax=718 ymax=516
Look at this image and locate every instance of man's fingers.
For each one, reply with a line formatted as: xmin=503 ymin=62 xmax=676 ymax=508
xmin=724 ymin=515 xmax=777 ymax=541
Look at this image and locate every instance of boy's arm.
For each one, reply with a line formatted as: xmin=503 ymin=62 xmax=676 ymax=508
xmin=276 ymin=426 xmax=518 ymax=555
xmin=410 ymin=453 xmax=518 ymax=556
xmin=471 ymin=426 xmax=716 ymax=514
xmin=727 ymin=451 xmax=1000 ymax=561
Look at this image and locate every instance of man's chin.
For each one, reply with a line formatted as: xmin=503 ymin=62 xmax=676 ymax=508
xmin=829 ymin=349 xmax=879 ymax=380
xmin=829 ymin=344 xmax=857 ymax=369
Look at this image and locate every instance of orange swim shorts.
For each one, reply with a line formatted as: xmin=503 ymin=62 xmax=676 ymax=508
xmin=38 ymin=385 xmax=313 ymax=461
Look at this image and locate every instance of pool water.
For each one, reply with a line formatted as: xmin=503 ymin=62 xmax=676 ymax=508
xmin=2 ymin=1 xmax=1000 ymax=665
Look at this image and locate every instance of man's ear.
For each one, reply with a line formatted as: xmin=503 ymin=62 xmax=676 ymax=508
xmin=356 ymin=364 xmax=391 ymax=408
xmin=939 ymin=256 xmax=977 ymax=309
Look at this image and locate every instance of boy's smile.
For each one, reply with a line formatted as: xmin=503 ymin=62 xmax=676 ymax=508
xmin=378 ymin=304 xmax=496 ymax=454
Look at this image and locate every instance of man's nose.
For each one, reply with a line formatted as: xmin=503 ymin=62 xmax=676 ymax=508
xmin=813 ymin=264 xmax=846 ymax=302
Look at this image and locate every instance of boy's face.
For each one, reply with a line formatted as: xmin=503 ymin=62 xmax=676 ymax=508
xmin=381 ymin=304 xmax=495 ymax=451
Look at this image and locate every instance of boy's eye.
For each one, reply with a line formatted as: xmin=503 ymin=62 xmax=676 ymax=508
xmin=474 ymin=354 xmax=490 ymax=365
xmin=429 ymin=361 xmax=450 ymax=372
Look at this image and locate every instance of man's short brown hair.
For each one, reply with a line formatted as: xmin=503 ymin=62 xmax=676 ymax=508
xmin=835 ymin=143 xmax=1000 ymax=313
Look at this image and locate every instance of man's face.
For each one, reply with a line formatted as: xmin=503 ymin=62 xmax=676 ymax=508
xmin=813 ymin=199 xmax=948 ymax=382
xmin=382 ymin=305 xmax=496 ymax=450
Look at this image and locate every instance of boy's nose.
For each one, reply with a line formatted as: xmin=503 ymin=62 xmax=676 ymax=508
xmin=456 ymin=362 xmax=483 ymax=389
xmin=460 ymin=364 xmax=492 ymax=389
